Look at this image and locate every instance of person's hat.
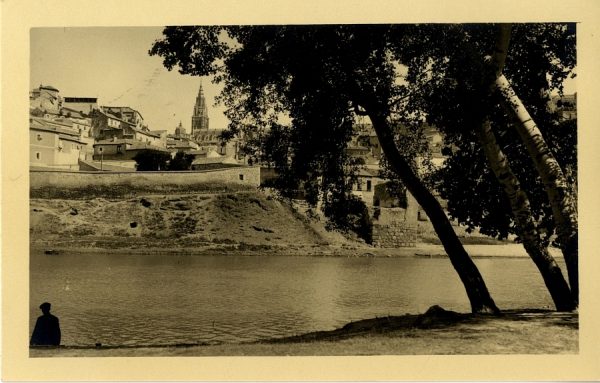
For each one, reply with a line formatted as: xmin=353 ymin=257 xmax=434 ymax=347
xmin=39 ymin=302 xmax=51 ymax=310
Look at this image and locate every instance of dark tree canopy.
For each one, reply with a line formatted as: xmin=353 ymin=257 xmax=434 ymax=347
xmin=393 ymin=23 xmax=576 ymax=243
xmin=133 ymin=150 xmax=171 ymax=171
xmin=150 ymin=23 xmax=576 ymax=313
xmin=168 ymin=151 xmax=195 ymax=171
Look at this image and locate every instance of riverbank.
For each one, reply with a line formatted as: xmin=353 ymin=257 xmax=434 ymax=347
xmin=30 ymin=241 xmax=562 ymax=258
xmin=31 ymin=185 xmax=539 ymax=258
xmin=30 ymin=307 xmax=578 ymax=356
xmin=30 ymin=186 xmax=555 ymax=258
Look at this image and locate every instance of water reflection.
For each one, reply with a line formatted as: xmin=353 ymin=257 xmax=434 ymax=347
xmin=30 ymin=252 xmax=559 ymax=346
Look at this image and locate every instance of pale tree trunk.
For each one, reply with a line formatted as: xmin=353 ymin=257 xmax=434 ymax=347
xmin=476 ymin=24 xmax=576 ymax=310
xmin=495 ymin=72 xmax=579 ymax=305
xmin=476 ymin=120 xmax=575 ymax=311
xmin=368 ymin=109 xmax=499 ymax=314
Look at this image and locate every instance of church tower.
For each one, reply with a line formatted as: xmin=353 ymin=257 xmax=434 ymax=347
xmin=175 ymin=121 xmax=186 ymax=137
xmin=191 ymin=81 xmax=209 ymax=135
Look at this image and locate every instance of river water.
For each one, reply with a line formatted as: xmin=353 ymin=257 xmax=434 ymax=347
xmin=30 ymin=251 xmax=560 ymax=347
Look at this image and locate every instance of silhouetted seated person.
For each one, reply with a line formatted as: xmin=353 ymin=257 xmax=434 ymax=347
xmin=30 ymin=302 xmax=61 ymax=346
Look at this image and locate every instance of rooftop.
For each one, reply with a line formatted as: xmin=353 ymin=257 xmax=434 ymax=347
xmin=30 ymin=117 xmax=78 ymax=136
xmin=39 ymin=84 xmax=59 ymax=92
xmin=94 ymin=139 xmax=170 ymax=152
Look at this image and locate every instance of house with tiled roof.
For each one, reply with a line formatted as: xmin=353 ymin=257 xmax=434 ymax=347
xmin=30 ymin=117 xmax=88 ymax=169
xmin=30 ymin=84 xmax=63 ymax=116
xmin=92 ymin=109 xmax=166 ymax=148
xmin=93 ymin=137 xmax=171 ymax=162
xmin=102 ymin=106 xmax=145 ymax=129
xmin=62 ymin=97 xmax=98 ymax=116
xmin=167 ymin=137 xmax=200 ymax=152
xmin=190 ymin=149 xmax=240 ymax=170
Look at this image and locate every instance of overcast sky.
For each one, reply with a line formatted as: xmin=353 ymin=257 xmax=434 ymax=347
xmin=31 ymin=27 xmax=227 ymax=134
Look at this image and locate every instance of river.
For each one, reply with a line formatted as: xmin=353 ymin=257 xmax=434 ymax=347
xmin=30 ymin=251 xmax=561 ymax=347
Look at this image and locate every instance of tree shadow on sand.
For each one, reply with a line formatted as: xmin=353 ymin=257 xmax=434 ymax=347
xmin=261 ymin=305 xmax=578 ymax=344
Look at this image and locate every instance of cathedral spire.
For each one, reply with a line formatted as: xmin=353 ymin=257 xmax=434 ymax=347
xmin=191 ymin=80 xmax=209 ymax=135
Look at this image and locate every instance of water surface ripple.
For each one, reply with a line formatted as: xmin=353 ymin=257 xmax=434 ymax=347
xmin=30 ymin=252 xmax=559 ymax=346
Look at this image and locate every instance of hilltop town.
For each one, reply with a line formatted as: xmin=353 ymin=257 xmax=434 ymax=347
xmin=29 ymin=81 xmax=578 ymax=253
xmin=30 ymin=82 xmax=243 ymax=172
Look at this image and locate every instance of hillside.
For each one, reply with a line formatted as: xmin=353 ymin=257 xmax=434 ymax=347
xmin=30 ymin=186 xmax=359 ymax=255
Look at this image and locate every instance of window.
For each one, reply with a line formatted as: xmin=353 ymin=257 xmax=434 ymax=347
xmin=116 ymin=145 xmax=123 ymax=154
xmin=239 ymin=174 xmax=244 ymax=181
xmin=356 ymin=180 xmax=362 ymax=191
xmin=37 ymin=134 xmax=42 ymax=141
xmin=35 ymin=152 xmax=41 ymax=160
xmin=366 ymin=180 xmax=372 ymax=192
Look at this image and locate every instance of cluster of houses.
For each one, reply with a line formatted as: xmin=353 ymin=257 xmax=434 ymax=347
xmin=29 ymin=83 xmax=244 ymax=172
xmin=29 ymin=82 xmax=577 ymax=217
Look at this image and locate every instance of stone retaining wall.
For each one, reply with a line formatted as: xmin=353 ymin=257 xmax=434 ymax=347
xmin=30 ymin=166 xmax=261 ymax=189
xmin=371 ymin=207 xmax=417 ymax=247
xmin=372 ymin=222 xmax=417 ymax=247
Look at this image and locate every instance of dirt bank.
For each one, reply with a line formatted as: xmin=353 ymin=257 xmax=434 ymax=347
xmin=30 ymin=186 xmax=359 ymax=254
xmin=30 ymin=184 xmax=545 ymax=258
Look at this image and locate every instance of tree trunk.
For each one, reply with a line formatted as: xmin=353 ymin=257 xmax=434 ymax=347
xmin=368 ymin=110 xmax=500 ymax=314
xmin=476 ymin=23 xmax=575 ymax=310
xmin=495 ymin=74 xmax=579 ymax=305
xmin=476 ymin=120 xmax=575 ymax=311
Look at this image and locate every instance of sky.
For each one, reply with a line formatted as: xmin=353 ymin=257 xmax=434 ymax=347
xmin=31 ymin=27 xmax=576 ymax=135
xmin=31 ymin=27 xmax=227 ymax=134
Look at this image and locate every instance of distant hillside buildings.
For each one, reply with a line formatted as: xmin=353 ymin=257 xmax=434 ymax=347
xmin=29 ymin=82 xmax=245 ymax=171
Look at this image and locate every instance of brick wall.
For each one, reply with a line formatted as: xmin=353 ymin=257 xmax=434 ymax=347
xmin=30 ymin=166 xmax=261 ymax=189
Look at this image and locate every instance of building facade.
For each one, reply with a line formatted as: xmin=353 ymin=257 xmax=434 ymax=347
xmin=102 ymin=106 xmax=145 ymax=129
xmin=30 ymin=84 xmax=62 ymax=116
xmin=62 ymin=97 xmax=98 ymax=116
xmin=93 ymin=138 xmax=171 ymax=161
xmin=30 ymin=117 xmax=87 ymax=169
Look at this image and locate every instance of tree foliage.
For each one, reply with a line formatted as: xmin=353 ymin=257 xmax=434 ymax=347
xmin=133 ymin=150 xmax=171 ymax=171
xmin=168 ymin=151 xmax=195 ymax=170
xmin=393 ymin=24 xmax=577 ymax=244
xmin=153 ymin=26 xmax=379 ymax=241
xmin=149 ymin=23 xmax=576 ymax=312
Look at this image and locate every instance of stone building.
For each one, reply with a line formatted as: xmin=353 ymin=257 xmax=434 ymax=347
xmin=30 ymin=84 xmax=62 ymax=116
xmin=92 ymin=138 xmax=170 ymax=161
xmin=92 ymin=108 xmax=164 ymax=147
xmin=30 ymin=117 xmax=88 ymax=169
xmin=550 ymin=93 xmax=577 ymax=121
xmin=102 ymin=106 xmax=145 ymax=130
xmin=62 ymin=97 xmax=98 ymax=116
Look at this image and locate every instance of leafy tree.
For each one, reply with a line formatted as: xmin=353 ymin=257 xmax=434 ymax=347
xmin=168 ymin=151 xmax=195 ymax=170
xmin=394 ymin=23 xmax=577 ymax=309
xmin=133 ymin=150 xmax=171 ymax=171
xmin=151 ymin=23 xmax=580 ymax=312
xmin=150 ymin=24 xmax=500 ymax=313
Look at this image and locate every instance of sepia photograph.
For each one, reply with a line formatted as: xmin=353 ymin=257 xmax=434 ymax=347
xmin=28 ymin=22 xmax=579 ymax=356
xmin=3 ymin=0 xmax=600 ymax=381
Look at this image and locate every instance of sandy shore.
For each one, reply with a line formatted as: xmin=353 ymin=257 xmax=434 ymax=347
xmin=30 ymin=240 xmax=564 ymax=259
xmin=29 ymin=308 xmax=577 ymax=357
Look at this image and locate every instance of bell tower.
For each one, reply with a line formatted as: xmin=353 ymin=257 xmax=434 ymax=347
xmin=191 ymin=81 xmax=209 ymax=135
